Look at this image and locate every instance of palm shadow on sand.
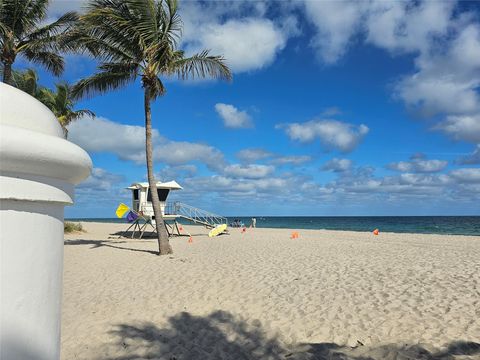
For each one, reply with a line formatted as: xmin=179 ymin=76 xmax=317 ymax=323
xmin=64 ymin=239 xmax=158 ymax=255
xmin=98 ymin=310 xmax=480 ymax=360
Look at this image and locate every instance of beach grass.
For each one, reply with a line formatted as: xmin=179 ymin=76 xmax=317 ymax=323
xmin=64 ymin=222 xmax=83 ymax=233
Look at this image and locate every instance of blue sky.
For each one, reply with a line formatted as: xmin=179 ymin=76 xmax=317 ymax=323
xmin=25 ymin=0 xmax=480 ymax=217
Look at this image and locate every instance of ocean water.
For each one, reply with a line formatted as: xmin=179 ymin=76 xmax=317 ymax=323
xmin=66 ymin=216 xmax=480 ymax=236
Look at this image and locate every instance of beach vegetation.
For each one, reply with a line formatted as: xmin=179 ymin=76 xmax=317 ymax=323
xmin=71 ymin=0 xmax=232 ymax=255
xmin=0 ymin=0 xmax=77 ymax=84
xmin=64 ymin=222 xmax=83 ymax=233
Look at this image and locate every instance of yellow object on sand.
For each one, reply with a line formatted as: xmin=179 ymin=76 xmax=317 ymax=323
xmin=115 ymin=203 xmax=130 ymax=218
xmin=209 ymin=224 xmax=227 ymax=237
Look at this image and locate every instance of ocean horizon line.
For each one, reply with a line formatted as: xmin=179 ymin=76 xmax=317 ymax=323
xmin=66 ymin=215 xmax=480 ymax=236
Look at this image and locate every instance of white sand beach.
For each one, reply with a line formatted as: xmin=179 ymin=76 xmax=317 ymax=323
xmin=62 ymin=222 xmax=480 ymax=360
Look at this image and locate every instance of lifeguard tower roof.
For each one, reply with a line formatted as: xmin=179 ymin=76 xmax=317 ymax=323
xmin=127 ymin=180 xmax=183 ymax=190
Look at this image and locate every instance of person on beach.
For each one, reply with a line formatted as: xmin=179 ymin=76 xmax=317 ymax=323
xmin=251 ymin=217 xmax=256 ymax=228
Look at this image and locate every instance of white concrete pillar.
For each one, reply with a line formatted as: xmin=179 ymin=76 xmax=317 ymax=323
xmin=0 ymin=83 xmax=92 ymax=360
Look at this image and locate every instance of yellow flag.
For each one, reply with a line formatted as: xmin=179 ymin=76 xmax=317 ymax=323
xmin=115 ymin=203 xmax=129 ymax=218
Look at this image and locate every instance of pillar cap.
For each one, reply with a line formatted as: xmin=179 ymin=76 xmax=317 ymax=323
xmin=0 ymin=83 xmax=92 ymax=204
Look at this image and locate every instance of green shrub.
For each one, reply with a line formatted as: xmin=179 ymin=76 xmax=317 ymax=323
xmin=64 ymin=222 xmax=83 ymax=233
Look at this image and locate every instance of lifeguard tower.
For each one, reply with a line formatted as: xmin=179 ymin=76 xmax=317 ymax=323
xmin=127 ymin=180 xmax=182 ymax=221
xmin=122 ymin=180 xmax=228 ymax=238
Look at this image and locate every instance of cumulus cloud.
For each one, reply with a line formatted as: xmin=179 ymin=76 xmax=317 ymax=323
xmin=224 ymin=164 xmax=274 ymax=179
xmin=457 ymin=145 xmax=480 ymax=165
xmin=301 ymin=1 xmax=480 ymax=145
xmin=215 ymin=103 xmax=253 ymax=128
xmin=78 ymin=167 xmax=124 ymax=191
xmin=302 ymin=1 xmax=454 ymax=64
xmin=434 ymin=115 xmax=480 ymax=144
xmin=387 ymin=154 xmax=448 ymax=173
xmin=277 ymin=119 xmax=369 ymax=153
xmin=235 ymin=148 xmax=311 ymax=166
xmin=322 ymin=158 xmax=353 ymax=172
xmin=270 ymin=155 xmax=312 ymax=166
xmin=68 ymin=116 xmax=225 ymax=170
xmin=181 ymin=2 xmax=295 ymax=73
xmin=449 ymin=168 xmax=480 ymax=183
xmin=394 ymin=24 xmax=480 ymax=119
xmin=236 ymin=148 xmax=273 ymax=163
xmin=75 ymin=167 xmax=127 ymax=206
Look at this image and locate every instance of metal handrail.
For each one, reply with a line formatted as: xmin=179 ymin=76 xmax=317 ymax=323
xmin=164 ymin=201 xmax=227 ymax=227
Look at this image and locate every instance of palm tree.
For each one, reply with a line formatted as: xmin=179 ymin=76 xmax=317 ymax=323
xmin=0 ymin=0 xmax=78 ymax=84
xmin=11 ymin=68 xmax=40 ymax=96
xmin=40 ymin=83 xmax=95 ymax=137
xmin=72 ymin=0 xmax=231 ymax=255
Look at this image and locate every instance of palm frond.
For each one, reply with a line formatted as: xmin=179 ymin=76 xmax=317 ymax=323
xmin=157 ymin=0 xmax=183 ymax=48
xmin=172 ymin=50 xmax=232 ymax=81
xmin=22 ymin=49 xmax=64 ymax=76
xmin=125 ymin=0 xmax=159 ymax=46
xmin=81 ymin=2 xmax=145 ymax=55
xmin=71 ymin=68 xmax=137 ymax=99
xmin=25 ymin=11 xmax=78 ymax=43
xmin=0 ymin=0 xmax=49 ymax=38
xmin=11 ymin=68 xmax=40 ymax=96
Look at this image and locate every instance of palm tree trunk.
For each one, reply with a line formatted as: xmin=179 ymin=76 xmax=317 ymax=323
xmin=2 ymin=61 xmax=13 ymax=84
xmin=144 ymin=88 xmax=172 ymax=255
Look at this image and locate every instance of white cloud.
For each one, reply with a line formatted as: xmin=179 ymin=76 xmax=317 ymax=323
xmin=236 ymin=148 xmax=273 ymax=163
xmin=388 ymin=155 xmax=448 ymax=173
xmin=68 ymin=116 xmax=225 ymax=170
xmin=78 ymin=167 xmax=124 ymax=191
xmin=365 ymin=1 xmax=454 ymax=54
xmin=224 ymin=164 xmax=274 ymax=179
xmin=434 ymin=115 xmax=480 ymax=144
xmin=449 ymin=168 xmax=480 ymax=183
xmin=181 ymin=1 xmax=295 ymax=73
xmin=278 ymin=119 xmax=369 ymax=153
xmin=322 ymin=158 xmax=353 ymax=172
xmin=457 ymin=145 xmax=480 ymax=165
xmin=270 ymin=155 xmax=312 ymax=166
xmin=235 ymin=148 xmax=311 ymax=166
xmin=75 ymin=167 xmax=127 ymax=205
xmin=393 ymin=23 xmax=480 ymax=128
xmin=303 ymin=1 xmax=364 ymax=64
xmin=302 ymin=1 xmax=480 ymax=145
xmin=215 ymin=103 xmax=253 ymax=128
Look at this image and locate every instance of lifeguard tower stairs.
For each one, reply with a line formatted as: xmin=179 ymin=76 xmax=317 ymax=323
xmin=165 ymin=202 xmax=228 ymax=229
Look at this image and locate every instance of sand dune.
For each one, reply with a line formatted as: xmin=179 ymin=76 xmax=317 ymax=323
xmin=62 ymin=222 xmax=480 ymax=359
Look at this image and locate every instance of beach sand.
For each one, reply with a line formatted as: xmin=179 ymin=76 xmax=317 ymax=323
xmin=62 ymin=222 xmax=480 ymax=359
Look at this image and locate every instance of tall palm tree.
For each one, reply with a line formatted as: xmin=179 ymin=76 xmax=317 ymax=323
xmin=40 ymin=83 xmax=95 ymax=137
xmin=72 ymin=0 xmax=231 ymax=255
xmin=0 ymin=0 xmax=78 ymax=84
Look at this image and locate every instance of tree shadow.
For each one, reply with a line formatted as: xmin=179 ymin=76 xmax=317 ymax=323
xmin=110 ymin=231 xmax=204 ymax=238
xmin=98 ymin=310 xmax=480 ymax=360
xmin=64 ymin=239 xmax=158 ymax=255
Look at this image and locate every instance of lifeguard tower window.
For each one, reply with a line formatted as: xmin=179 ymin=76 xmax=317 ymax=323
xmin=133 ymin=189 xmax=139 ymax=200
xmin=147 ymin=188 xmax=170 ymax=202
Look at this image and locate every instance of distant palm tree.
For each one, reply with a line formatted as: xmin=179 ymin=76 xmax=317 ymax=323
xmin=11 ymin=68 xmax=40 ymax=96
xmin=0 ymin=0 xmax=78 ymax=84
xmin=72 ymin=0 xmax=231 ymax=255
xmin=10 ymin=68 xmax=94 ymax=137
xmin=40 ymin=83 xmax=95 ymax=137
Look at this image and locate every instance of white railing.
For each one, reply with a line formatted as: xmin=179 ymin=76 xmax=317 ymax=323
xmin=165 ymin=202 xmax=227 ymax=228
